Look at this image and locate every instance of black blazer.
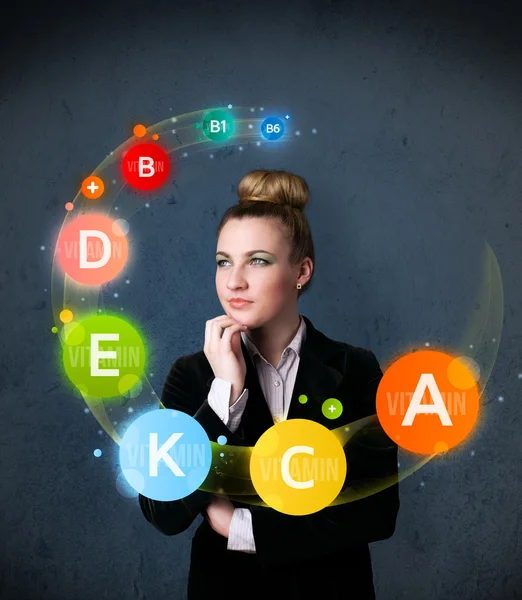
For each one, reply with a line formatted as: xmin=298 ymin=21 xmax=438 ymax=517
xmin=139 ymin=315 xmax=400 ymax=600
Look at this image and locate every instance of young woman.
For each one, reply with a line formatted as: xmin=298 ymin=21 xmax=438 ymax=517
xmin=139 ymin=169 xmax=400 ymax=600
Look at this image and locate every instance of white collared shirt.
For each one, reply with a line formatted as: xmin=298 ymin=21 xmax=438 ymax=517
xmin=207 ymin=315 xmax=307 ymax=553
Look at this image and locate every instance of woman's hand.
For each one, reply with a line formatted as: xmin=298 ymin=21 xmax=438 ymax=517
xmin=205 ymin=494 xmax=236 ymax=538
xmin=204 ymin=315 xmax=248 ymax=405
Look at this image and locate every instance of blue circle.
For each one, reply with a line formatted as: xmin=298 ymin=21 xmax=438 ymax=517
xmin=217 ymin=435 xmax=227 ymax=445
xmin=261 ymin=117 xmax=284 ymax=141
xmin=93 ymin=449 xmax=102 ymax=457
xmin=119 ymin=409 xmax=212 ymax=501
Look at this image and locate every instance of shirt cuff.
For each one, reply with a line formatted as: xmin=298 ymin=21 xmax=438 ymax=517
xmin=208 ymin=378 xmax=248 ymax=433
xmin=227 ymin=508 xmax=256 ymax=553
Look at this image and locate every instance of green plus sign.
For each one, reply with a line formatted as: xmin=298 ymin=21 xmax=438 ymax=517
xmin=322 ymin=398 xmax=343 ymax=419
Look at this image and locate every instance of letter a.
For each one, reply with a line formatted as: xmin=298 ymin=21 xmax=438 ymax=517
xmin=402 ymin=373 xmax=453 ymax=426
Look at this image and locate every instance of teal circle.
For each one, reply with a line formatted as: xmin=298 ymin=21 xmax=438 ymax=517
xmin=202 ymin=110 xmax=234 ymax=141
xmin=322 ymin=398 xmax=343 ymax=420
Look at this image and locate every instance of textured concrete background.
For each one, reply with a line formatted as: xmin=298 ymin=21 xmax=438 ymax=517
xmin=1 ymin=0 xmax=521 ymax=598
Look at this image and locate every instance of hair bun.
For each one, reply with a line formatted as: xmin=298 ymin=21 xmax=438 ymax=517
xmin=237 ymin=170 xmax=308 ymax=211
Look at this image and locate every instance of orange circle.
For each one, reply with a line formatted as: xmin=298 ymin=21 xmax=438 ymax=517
xmin=133 ymin=124 xmax=147 ymax=137
xmin=152 ymin=133 xmax=159 ymax=140
xmin=376 ymin=350 xmax=479 ymax=455
xmin=81 ymin=176 xmax=104 ymax=200
xmin=65 ymin=202 xmax=74 ymax=211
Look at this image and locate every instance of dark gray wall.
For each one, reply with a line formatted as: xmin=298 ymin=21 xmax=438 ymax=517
xmin=1 ymin=0 xmax=521 ymax=598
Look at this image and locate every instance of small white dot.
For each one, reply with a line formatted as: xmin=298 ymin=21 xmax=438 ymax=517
xmin=145 ymin=202 xmax=150 ymax=208
xmin=112 ymin=179 xmax=117 ymax=184
xmin=98 ymin=429 xmax=103 ymax=435
xmin=398 ymin=462 xmax=401 ymax=467
xmin=420 ymin=481 xmax=425 ymax=487
xmin=183 ymin=152 xmax=188 ymax=157
xmin=250 ymin=107 xmax=255 ymax=112
xmin=40 ymin=245 xmax=45 ymax=251
xmin=113 ymin=292 xmax=119 ymax=298
xmin=492 ymin=338 xmax=496 ymax=343
xmin=295 ymin=130 xmax=301 ymax=136
xmin=469 ymin=344 xmax=474 ymax=349
xmin=171 ymin=117 xmax=177 ymax=123
xmin=498 ymin=395 xmax=504 ymax=402
xmin=256 ymin=141 xmax=261 ymax=146
xmin=98 ymin=309 xmax=102 ymax=313
xmin=84 ymin=407 xmax=89 ymax=413
xmin=113 ymin=421 xmax=118 ymax=425
xmin=120 ymin=307 xmax=124 ymax=311
xmin=171 ymin=129 xmax=176 ymax=134
xmin=115 ymin=207 xmax=119 ymax=211
xmin=81 ymin=297 xmax=85 ymax=302
xmin=110 ymin=151 xmax=113 ymax=155
xmin=248 ymin=124 xmax=253 ymax=129
xmin=128 ymin=407 xmax=134 ymax=413
xmin=150 ymin=373 xmax=154 ymax=377
xmin=44 ymin=288 xmax=47 ymax=292
xmin=470 ymin=450 xmax=475 ymax=456
xmin=312 ymin=128 xmax=317 ymax=134
xmin=425 ymin=342 xmax=430 ymax=347
xmin=518 ymin=373 xmax=522 ymax=379
xmin=125 ymin=279 xmax=130 ymax=284
xmin=228 ymin=104 xmax=233 ymax=109
xmin=239 ymin=146 xmax=243 ymax=151
xmin=260 ymin=107 xmax=264 ymax=111
xmin=210 ymin=154 xmax=214 ymax=158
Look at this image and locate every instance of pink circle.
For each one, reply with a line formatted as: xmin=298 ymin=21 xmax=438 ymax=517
xmin=56 ymin=214 xmax=129 ymax=285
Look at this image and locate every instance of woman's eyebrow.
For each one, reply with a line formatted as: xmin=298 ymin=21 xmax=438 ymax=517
xmin=215 ymin=249 xmax=274 ymax=257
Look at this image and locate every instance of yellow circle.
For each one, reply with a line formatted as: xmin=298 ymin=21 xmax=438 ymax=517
xmin=250 ymin=419 xmax=347 ymax=516
xmin=60 ymin=309 xmax=73 ymax=323
xmin=447 ymin=357 xmax=478 ymax=389
xmin=434 ymin=441 xmax=448 ymax=453
xmin=118 ymin=374 xmax=140 ymax=396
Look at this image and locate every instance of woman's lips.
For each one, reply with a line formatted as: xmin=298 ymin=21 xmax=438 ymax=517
xmin=229 ymin=300 xmax=252 ymax=308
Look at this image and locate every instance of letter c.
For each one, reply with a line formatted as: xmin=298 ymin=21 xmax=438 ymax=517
xmin=281 ymin=445 xmax=314 ymax=489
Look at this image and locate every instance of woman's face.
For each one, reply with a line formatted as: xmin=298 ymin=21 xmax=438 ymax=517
xmin=215 ymin=217 xmax=299 ymax=326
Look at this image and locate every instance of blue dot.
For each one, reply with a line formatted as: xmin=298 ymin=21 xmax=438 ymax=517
xmin=220 ymin=452 xmax=225 ymax=457
xmin=217 ymin=435 xmax=227 ymax=445
xmin=93 ymin=449 xmax=102 ymax=457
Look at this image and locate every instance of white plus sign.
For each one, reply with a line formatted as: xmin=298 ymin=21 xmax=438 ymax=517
xmin=87 ymin=181 xmax=99 ymax=194
xmin=328 ymin=404 xmax=336 ymax=413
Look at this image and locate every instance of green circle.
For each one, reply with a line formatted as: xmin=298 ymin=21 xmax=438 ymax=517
xmin=51 ymin=326 xmax=58 ymax=334
xmin=202 ymin=110 xmax=234 ymax=141
xmin=322 ymin=398 xmax=343 ymax=419
xmin=62 ymin=321 xmax=85 ymax=346
xmin=298 ymin=394 xmax=308 ymax=404
xmin=62 ymin=315 xmax=146 ymax=399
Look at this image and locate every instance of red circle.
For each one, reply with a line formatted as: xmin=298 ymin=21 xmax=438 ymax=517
xmin=121 ymin=143 xmax=170 ymax=191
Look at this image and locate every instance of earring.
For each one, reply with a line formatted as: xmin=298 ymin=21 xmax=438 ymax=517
xmin=296 ymin=283 xmax=302 ymax=289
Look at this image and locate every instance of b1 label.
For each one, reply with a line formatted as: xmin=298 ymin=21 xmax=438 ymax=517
xmin=261 ymin=117 xmax=284 ymax=140
xmin=202 ymin=110 xmax=234 ymax=141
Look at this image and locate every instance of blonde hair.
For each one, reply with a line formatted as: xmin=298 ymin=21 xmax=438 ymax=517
xmin=217 ymin=169 xmax=315 ymax=298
